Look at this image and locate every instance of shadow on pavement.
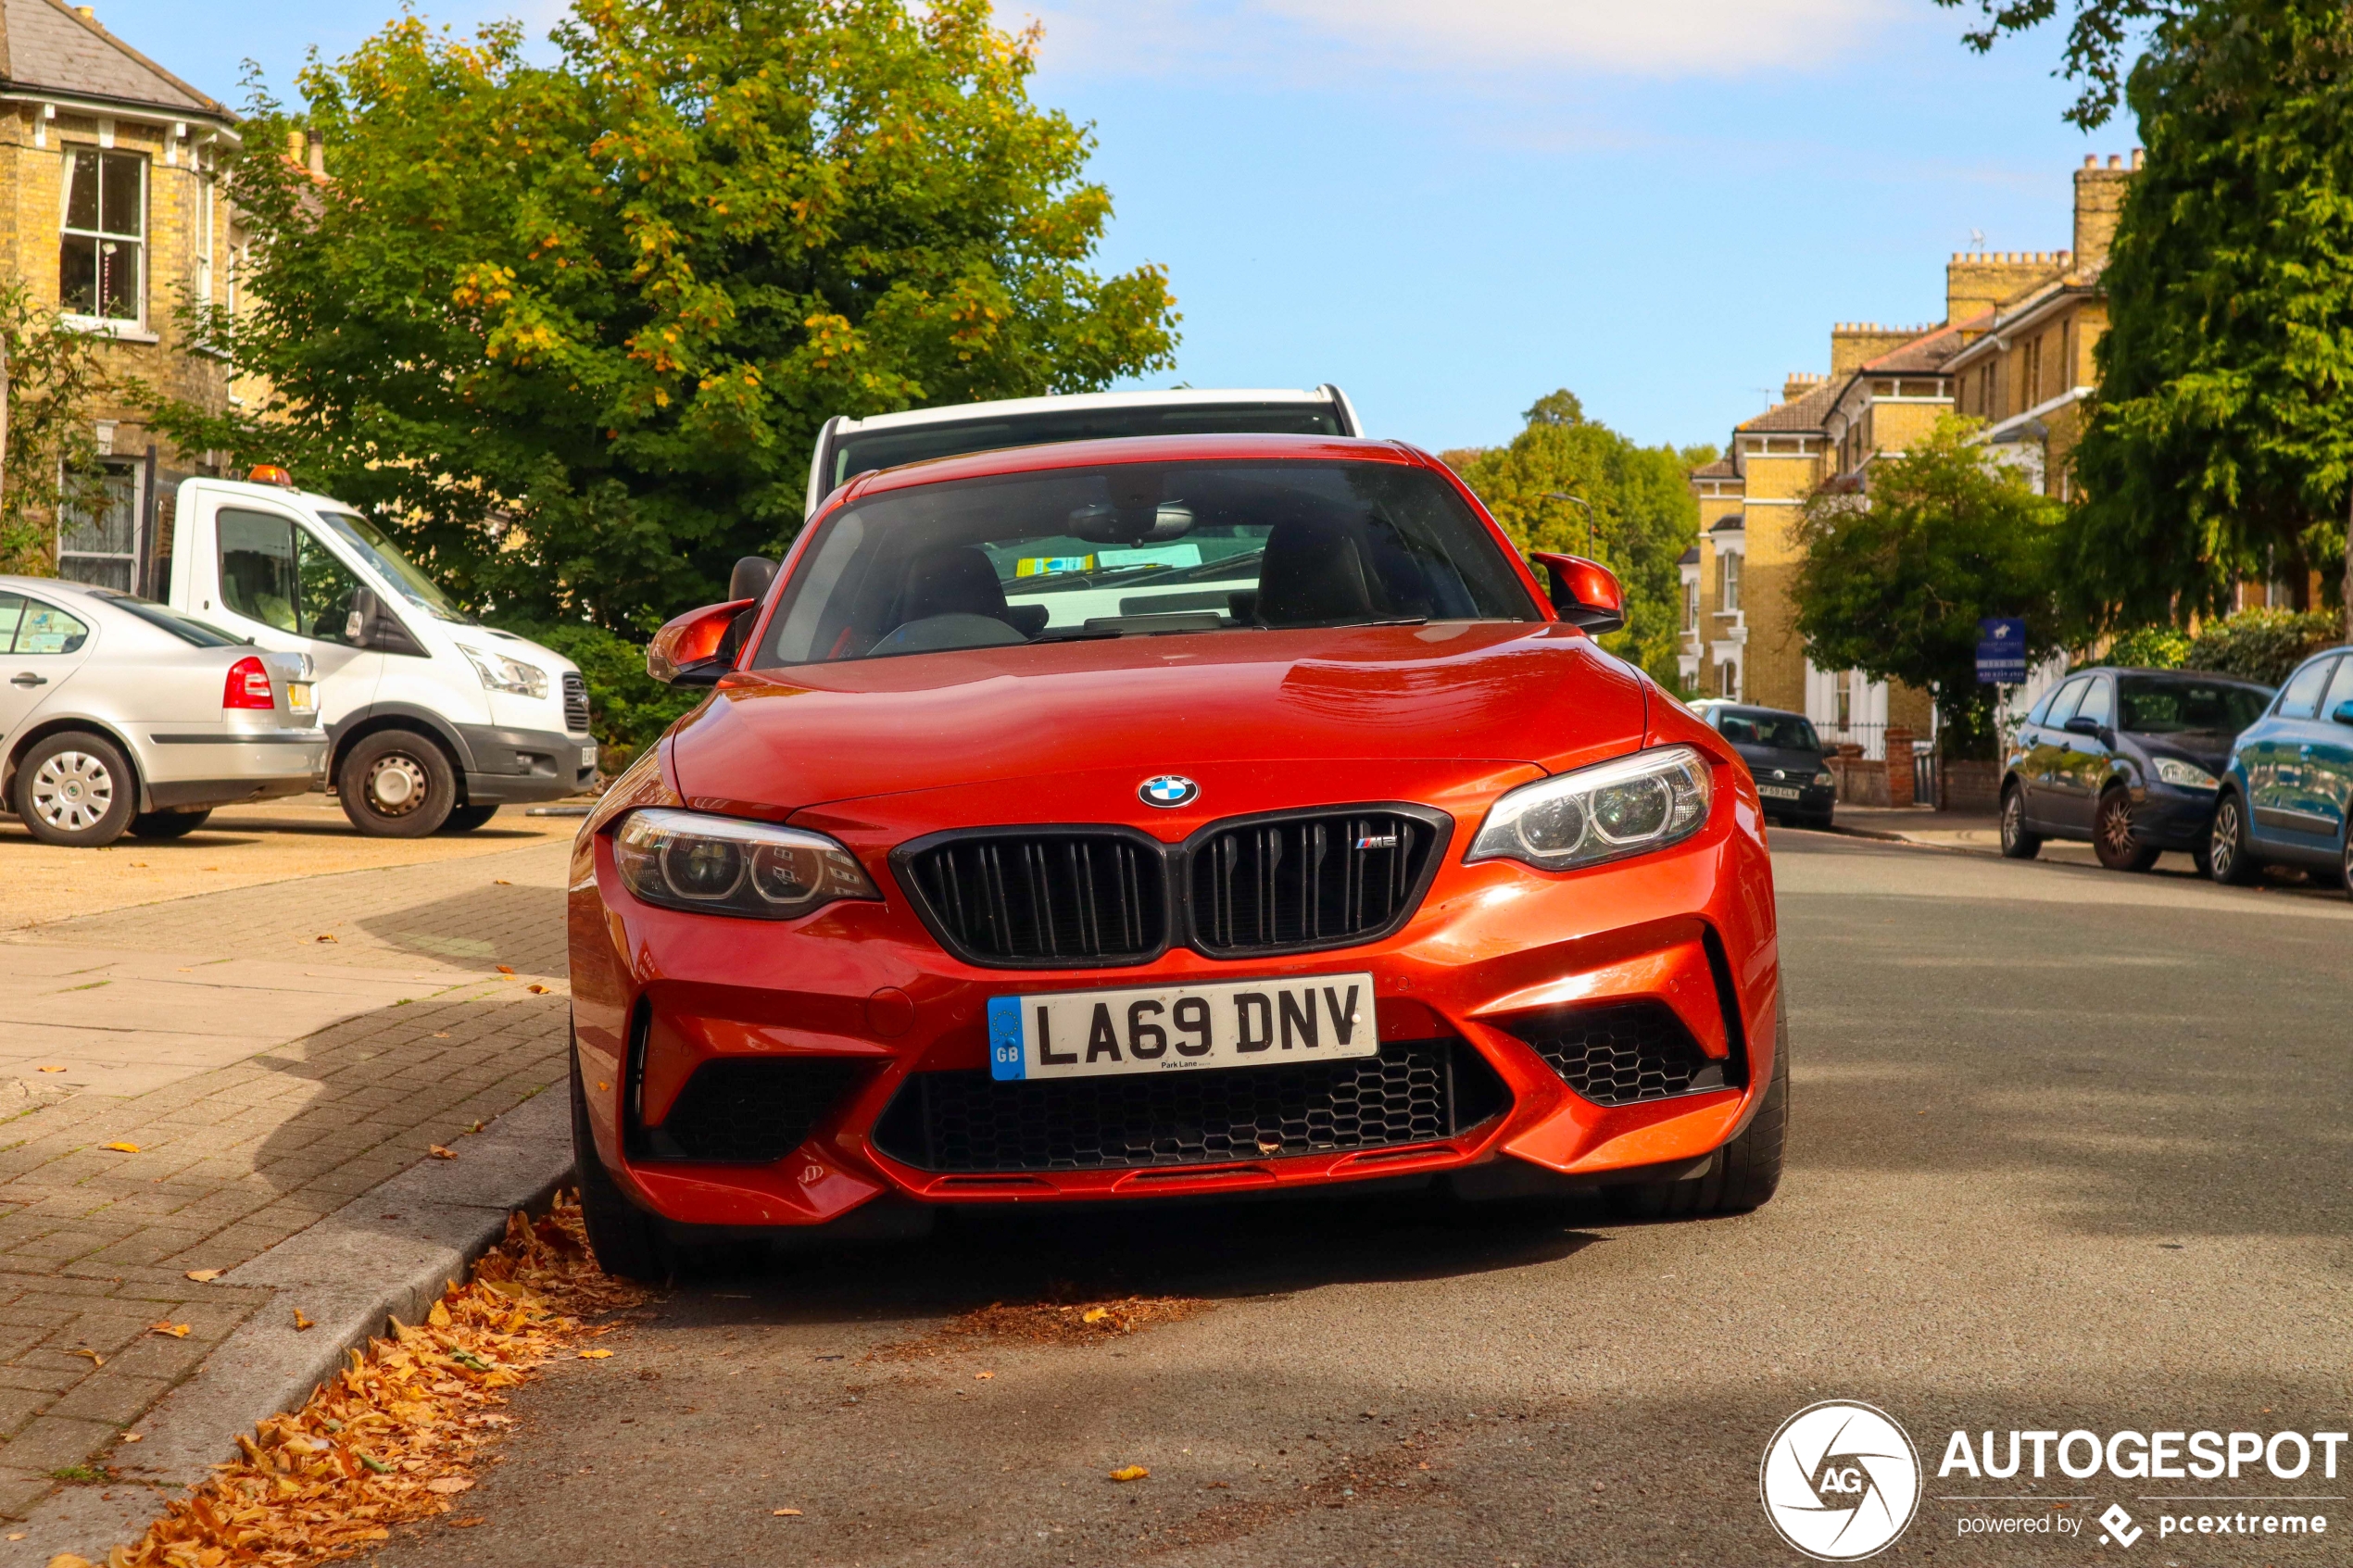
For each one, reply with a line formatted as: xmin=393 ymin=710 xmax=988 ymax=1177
xmin=358 ymin=882 xmax=570 ymax=974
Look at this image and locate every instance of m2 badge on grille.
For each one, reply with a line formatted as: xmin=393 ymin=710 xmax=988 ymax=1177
xmin=988 ymin=972 xmax=1378 ymax=1082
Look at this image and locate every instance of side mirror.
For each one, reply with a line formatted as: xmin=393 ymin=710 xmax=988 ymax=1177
xmin=2063 ymin=714 xmax=2104 ymax=737
xmin=648 ymin=598 xmax=753 ymax=686
xmin=2333 ymin=699 xmax=2353 ymax=727
xmin=344 ymin=587 xmax=426 ymax=658
xmin=1529 ymin=551 xmax=1625 ymax=634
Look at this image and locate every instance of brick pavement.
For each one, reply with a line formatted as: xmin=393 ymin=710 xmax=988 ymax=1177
xmin=0 ymin=838 xmax=576 ymax=1519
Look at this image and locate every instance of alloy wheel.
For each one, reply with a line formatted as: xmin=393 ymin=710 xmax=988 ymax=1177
xmin=2001 ymin=791 xmax=2023 ymax=851
xmin=2211 ymin=799 xmax=2240 ymax=881
xmin=366 ymin=753 xmax=430 ymax=817
xmin=30 ymin=750 xmax=116 ymax=834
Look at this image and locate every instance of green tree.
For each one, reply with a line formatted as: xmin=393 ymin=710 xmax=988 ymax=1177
xmin=1793 ymin=417 xmax=2070 ymax=758
xmin=0 ymin=281 xmax=112 ymax=576
xmin=145 ymin=0 xmax=1178 ymax=633
xmin=1446 ymin=390 xmax=1710 ymax=686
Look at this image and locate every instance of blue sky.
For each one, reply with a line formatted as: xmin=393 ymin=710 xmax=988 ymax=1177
xmin=102 ymin=0 xmax=2107 ymax=454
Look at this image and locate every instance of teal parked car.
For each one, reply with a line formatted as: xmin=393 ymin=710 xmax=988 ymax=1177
xmin=2208 ymin=646 xmax=2353 ymax=893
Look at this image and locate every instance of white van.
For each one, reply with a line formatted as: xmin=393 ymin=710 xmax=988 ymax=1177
xmin=156 ymin=472 xmax=598 ymax=836
xmin=804 ymin=385 xmax=1363 ymax=517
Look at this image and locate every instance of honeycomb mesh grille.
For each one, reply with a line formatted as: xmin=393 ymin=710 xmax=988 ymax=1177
xmin=871 ymin=1039 xmax=1508 ymax=1173
xmin=1507 ymin=1001 xmax=1730 ymax=1107
xmin=648 ymin=1057 xmax=864 ymax=1163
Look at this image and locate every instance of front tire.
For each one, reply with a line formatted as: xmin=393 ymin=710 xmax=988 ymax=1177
xmin=2208 ymin=791 xmax=2259 ymax=885
xmin=13 ymin=732 xmax=137 ymax=847
xmin=441 ymin=804 xmax=498 ymax=833
xmin=1998 ymin=781 xmax=2042 ymax=860
xmin=337 ymin=730 xmax=457 ymax=837
xmin=571 ymin=1040 xmax=669 ymax=1284
xmin=2094 ymin=787 xmax=2160 ymax=872
xmin=129 ymin=807 xmax=213 ymax=840
xmin=1606 ymin=997 xmax=1788 ymax=1219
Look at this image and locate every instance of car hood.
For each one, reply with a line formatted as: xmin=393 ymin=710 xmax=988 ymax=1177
xmin=2128 ymin=730 xmax=2235 ymax=773
xmin=1732 ymin=743 xmax=1828 ymax=781
xmin=667 ymin=622 xmax=1649 ymax=817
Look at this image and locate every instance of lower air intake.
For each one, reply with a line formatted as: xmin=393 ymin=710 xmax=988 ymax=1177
xmin=647 ymin=1057 xmax=864 ymax=1163
xmin=1506 ymin=1001 xmax=1733 ymax=1107
xmin=870 ymin=1039 xmax=1509 ymax=1173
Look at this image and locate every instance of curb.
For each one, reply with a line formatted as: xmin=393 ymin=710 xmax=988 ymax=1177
xmin=6 ymin=1088 xmax=574 ymax=1567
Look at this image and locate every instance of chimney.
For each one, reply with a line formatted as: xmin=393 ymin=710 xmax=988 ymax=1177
xmin=1831 ymin=321 xmax=1929 ymax=373
xmin=2073 ymin=151 xmax=2136 ymax=274
xmin=308 ymin=132 xmax=326 ymax=179
xmin=286 ymin=129 xmax=305 ymax=162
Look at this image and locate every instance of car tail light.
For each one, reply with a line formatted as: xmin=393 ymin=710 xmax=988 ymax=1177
xmin=224 ymin=655 xmax=274 ymax=709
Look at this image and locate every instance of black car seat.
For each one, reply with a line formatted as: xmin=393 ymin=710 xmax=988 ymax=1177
xmin=1253 ymin=518 xmax=1377 ymax=626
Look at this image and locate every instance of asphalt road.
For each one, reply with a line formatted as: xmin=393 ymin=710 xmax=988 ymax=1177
xmin=376 ymin=833 xmax=2353 ymax=1567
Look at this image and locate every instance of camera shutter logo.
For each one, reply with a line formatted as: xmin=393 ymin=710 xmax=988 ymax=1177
xmin=1759 ymin=1400 xmax=1922 ymax=1561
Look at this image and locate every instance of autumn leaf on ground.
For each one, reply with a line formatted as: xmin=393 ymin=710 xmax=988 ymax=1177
xmin=493 ymin=879 xmax=512 ymax=885
xmin=426 ymin=1477 xmax=474 ymax=1495
xmin=771 ymin=1508 xmax=803 ymax=1516
xmin=315 ymin=934 xmax=338 ymax=943
xmin=578 ymin=1348 xmax=614 ymax=1359
xmin=36 ymin=1065 xmax=64 ymax=1073
xmin=183 ymin=1269 xmax=222 ymax=1283
xmin=100 ymin=1142 xmax=140 ymax=1153
xmin=293 ymin=1309 xmax=314 ymax=1332
xmin=1110 ymin=1464 xmax=1150 ymax=1482
xmin=120 ymin=1434 xmax=141 ymax=1443
xmin=147 ymin=1322 xmax=190 ymax=1338
xmin=496 ymin=964 xmax=517 ymax=975
xmin=527 ymin=983 xmax=550 ymax=994
xmin=1082 ymin=1307 xmax=1110 ymax=1323
xmin=68 ymin=1348 xmax=103 ymax=1367
xmin=975 ymin=1371 xmax=994 ymax=1380
xmin=430 ymin=1146 xmax=458 ymax=1160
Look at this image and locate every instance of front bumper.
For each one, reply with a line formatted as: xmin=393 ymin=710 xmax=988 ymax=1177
xmin=565 ymin=775 xmax=1783 ymax=1232
xmin=2128 ymin=783 xmax=2220 ymax=849
xmin=455 ymin=721 xmax=599 ymax=804
xmin=1756 ymin=781 xmax=1834 ymax=819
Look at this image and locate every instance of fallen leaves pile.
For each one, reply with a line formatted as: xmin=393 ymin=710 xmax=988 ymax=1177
xmin=99 ymin=1194 xmax=643 ymax=1567
xmin=874 ymin=1284 xmax=1203 ymax=1360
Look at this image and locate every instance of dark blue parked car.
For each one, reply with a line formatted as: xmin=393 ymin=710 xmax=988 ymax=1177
xmin=2000 ymin=666 xmax=2273 ymax=872
xmin=2208 ymin=646 xmax=2353 ymax=893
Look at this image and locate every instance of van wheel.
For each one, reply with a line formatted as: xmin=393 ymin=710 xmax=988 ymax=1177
xmin=571 ymin=1042 xmax=669 ymax=1284
xmin=14 ymin=732 xmax=137 ymax=847
xmin=129 ymin=808 xmax=212 ymax=840
xmin=2208 ymin=791 xmax=2259 ymax=884
xmin=1606 ymin=997 xmax=1788 ymax=1219
xmin=2094 ymin=788 xmax=2160 ymax=872
xmin=441 ymin=804 xmax=497 ymax=833
xmin=338 ymin=730 xmax=456 ymax=837
xmin=1999 ymin=782 xmax=2042 ymax=859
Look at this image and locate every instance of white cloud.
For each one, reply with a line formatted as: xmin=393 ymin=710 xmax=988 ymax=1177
xmin=1021 ymin=0 xmax=1904 ymax=81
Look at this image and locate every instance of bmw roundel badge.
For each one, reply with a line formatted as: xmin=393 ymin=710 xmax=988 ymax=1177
xmin=1139 ymin=774 xmax=1199 ymax=808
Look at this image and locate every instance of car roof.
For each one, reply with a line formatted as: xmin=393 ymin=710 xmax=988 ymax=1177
xmin=1708 ymin=703 xmax=1812 ymax=722
xmin=839 ymin=433 xmax=1423 ymax=505
xmin=2072 ymin=665 xmax=2272 ymax=687
xmin=0 ymin=574 xmax=107 ymax=601
xmin=827 ymin=387 xmax=1342 ymax=437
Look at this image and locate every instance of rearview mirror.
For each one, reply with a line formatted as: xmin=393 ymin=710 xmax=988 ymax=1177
xmin=343 ymin=588 xmax=426 ymax=658
xmin=648 ymin=598 xmax=754 ymax=686
xmin=1529 ymin=551 xmax=1625 ymax=634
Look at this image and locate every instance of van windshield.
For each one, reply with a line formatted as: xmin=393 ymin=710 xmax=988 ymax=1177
xmin=315 ymin=511 xmax=474 ymax=624
xmin=760 ymin=458 xmax=1538 ymax=668
xmin=827 ymin=402 xmax=1344 ymax=495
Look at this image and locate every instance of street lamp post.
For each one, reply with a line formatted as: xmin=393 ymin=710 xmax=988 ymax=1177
xmin=1542 ymin=491 xmax=1595 ymax=557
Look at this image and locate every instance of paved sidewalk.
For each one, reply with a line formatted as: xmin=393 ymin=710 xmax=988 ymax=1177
xmin=0 ymin=832 xmax=575 ymax=1521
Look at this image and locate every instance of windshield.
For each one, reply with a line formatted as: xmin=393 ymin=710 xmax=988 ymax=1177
xmin=827 ymin=403 xmax=1344 ymax=495
xmin=2117 ymin=676 xmax=2271 ymax=734
xmin=315 ymin=510 xmax=474 ymax=624
xmin=89 ymin=589 xmax=249 ymax=647
xmin=1717 ymin=711 xmax=1821 ymax=751
xmin=760 ymin=459 xmax=1538 ymax=667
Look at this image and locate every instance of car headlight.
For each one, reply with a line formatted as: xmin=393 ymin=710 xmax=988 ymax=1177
xmin=1467 ymin=745 xmax=1714 ymax=872
xmin=1813 ymin=770 xmax=1835 ymax=786
xmin=461 ymin=646 xmax=549 ymax=699
xmin=613 ymin=809 xmax=881 ymax=919
xmin=2153 ymin=757 xmax=2220 ymax=790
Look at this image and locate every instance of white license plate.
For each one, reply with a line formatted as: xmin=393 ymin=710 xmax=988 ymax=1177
xmin=581 ymin=745 xmax=599 ymax=767
xmin=988 ymin=972 xmax=1377 ymax=1083
xmin=1758 ymin=784 xmax=1802 ymax=800
xmin=286 ymin=682 xmax=316 ymax=715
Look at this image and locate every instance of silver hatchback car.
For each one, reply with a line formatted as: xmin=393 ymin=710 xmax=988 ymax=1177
xmin=1 ymin=575 xmax=325 ymax=847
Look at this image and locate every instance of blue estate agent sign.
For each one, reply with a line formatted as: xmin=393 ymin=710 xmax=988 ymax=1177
xmin=1977 ymin=618 xmax=2028 ymax=684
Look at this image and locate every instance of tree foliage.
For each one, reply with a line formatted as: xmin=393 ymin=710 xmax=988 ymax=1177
xmin=2058 ymin=0 xmax=2353 ymax=635
xmin=0 ymin=281 xmax=113 ymax=576
xmin=1445 ymin=391 xmax=1711 ymax=688
xmin=145 ymin=0 xmax=1178 ymax=632
xmin=1793 ymin=418 xmax=2070 ymax=758
xmin=1934 ymin=0 xmax=2185 ymax=128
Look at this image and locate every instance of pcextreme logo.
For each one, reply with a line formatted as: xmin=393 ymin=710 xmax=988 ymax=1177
xmin=1760 ymin=1400 xmax=1923 ymax=1562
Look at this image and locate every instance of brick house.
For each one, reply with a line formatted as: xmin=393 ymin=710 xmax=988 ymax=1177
xmin=1681 ymin=156 xmax=2140 ymax=756
xmin=0 ymin=0 xmax=242 ymax=590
